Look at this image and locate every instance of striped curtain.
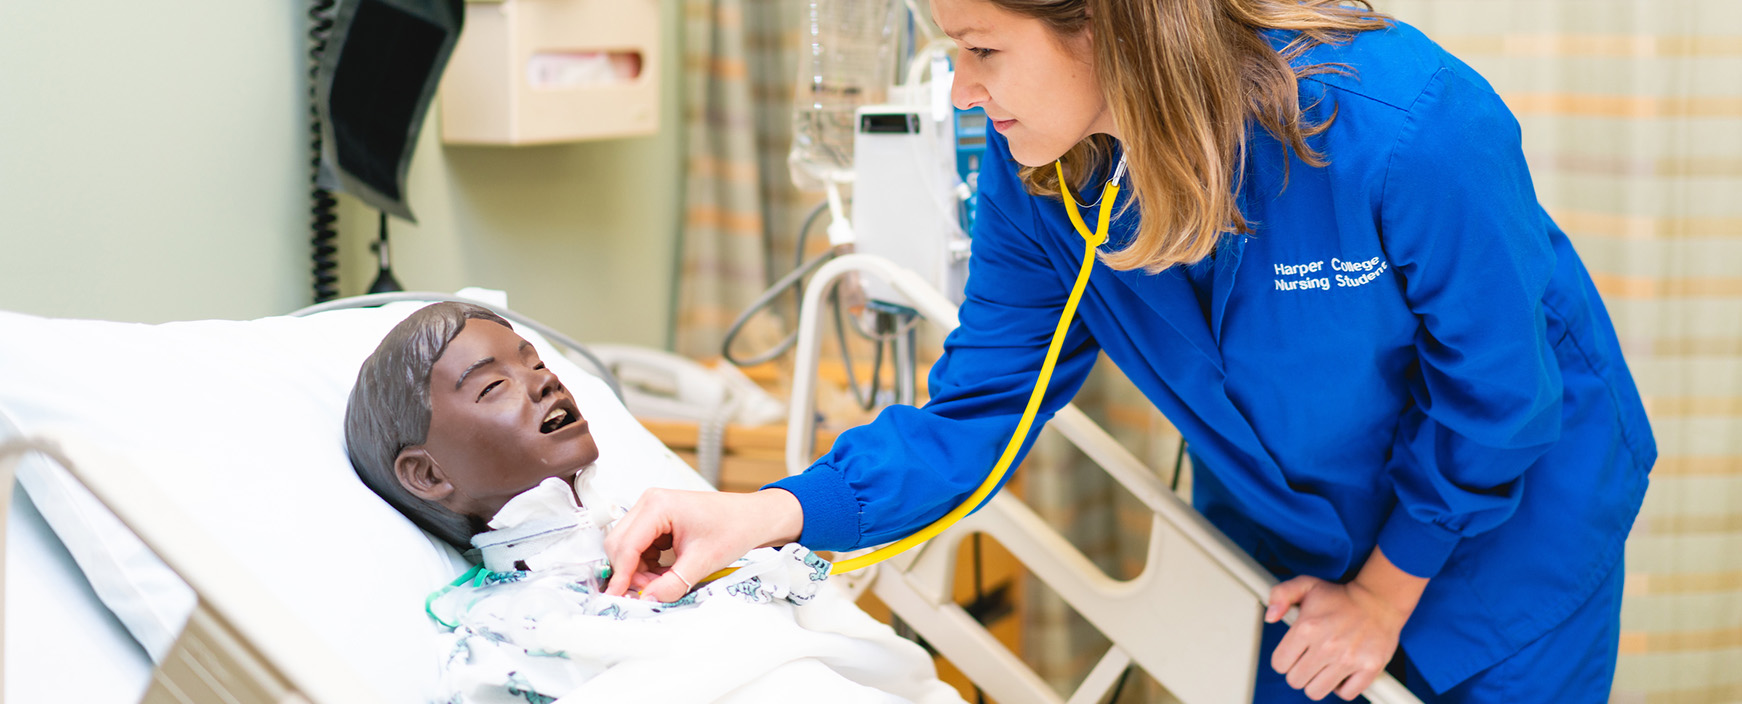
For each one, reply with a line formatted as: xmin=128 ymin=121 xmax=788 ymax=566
xmin=675 ymin=0 xmax=819 ymax=360
xmin=1023 ymin=1 xmax=1742 ymax=701
xmin=1372 ymin=2 xmax=1742 ymax=700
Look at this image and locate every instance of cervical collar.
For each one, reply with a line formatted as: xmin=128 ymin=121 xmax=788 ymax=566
xmin=469 ymin=468 xmax=624 ymax=573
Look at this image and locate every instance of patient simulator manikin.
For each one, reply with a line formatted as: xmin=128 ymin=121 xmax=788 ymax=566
xmin=345 ymin=303 xmax=960 ymax=704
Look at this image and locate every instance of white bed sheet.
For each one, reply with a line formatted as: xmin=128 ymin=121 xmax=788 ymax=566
xmin=5 ymin=485 xmax=150 ymax=704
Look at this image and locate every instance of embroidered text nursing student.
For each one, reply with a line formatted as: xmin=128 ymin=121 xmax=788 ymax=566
xmin=1274 ymin=257 xmax=1389 ymax=292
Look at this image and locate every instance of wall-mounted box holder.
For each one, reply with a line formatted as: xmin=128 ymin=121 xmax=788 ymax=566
xmin=440 ymin=0 xmax=659 ymax=145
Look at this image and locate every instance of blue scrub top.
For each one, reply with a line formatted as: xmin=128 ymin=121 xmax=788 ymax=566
xmin=771 ymin=20 xmax=1654 ymax=693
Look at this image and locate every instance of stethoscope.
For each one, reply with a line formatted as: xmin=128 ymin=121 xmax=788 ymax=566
xmin=701 ymin=154 xmax=1128 ymax=585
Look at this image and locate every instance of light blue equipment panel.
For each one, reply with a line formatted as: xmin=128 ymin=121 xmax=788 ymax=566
xmin=954 ymin=106 xmax=987 ymax=235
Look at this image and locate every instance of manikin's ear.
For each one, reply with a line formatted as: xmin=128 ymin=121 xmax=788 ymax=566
xmin=395 ymin=447 xmax=454 ymax=502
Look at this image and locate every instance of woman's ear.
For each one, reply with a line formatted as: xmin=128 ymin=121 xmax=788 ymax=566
xmin=395 ymin=447 xmax=454 ymax=502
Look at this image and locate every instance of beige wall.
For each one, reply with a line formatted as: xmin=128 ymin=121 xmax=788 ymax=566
xmin=0 ymin=2 xmax=683 ymax=349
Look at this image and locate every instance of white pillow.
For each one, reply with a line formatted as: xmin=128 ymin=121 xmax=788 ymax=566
xmin=0 ymin=294 xmax=709 ymax=704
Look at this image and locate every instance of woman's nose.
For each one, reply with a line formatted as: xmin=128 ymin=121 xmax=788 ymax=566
xmin=951 ymin=62 xmax=987 ymax=111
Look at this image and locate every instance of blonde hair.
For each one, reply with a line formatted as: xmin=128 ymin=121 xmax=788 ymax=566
xmin=989 ymin=0 xmax=1389 ymax=272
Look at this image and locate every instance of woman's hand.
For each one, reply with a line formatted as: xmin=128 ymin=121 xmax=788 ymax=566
xmin=602 ymin=488 xmax=804 ymax=602
xmin=1265 ymin=547 xmax=1426 ymax=701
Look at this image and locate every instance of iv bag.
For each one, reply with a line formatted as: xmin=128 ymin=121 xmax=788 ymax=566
xmin=788 ymin=0 xmax=901 ymax=189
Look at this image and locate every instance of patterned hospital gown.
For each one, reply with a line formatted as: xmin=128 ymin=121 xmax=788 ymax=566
xmin=425 ymin=477 xmax=838 ymax=704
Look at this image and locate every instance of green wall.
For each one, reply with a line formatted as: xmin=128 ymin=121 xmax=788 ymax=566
xmin=0 ymin=2 xmax=307 ymax=322
xmin=0 ymin=2 xmax=683 ymax=349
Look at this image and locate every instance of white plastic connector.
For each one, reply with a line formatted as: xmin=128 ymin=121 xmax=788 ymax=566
xmin=826 ymin=182 xmax=855 ymax=246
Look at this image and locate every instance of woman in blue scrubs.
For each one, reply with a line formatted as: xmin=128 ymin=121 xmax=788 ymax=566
xmin=606 ymin=0 xmax=1655 ymax=700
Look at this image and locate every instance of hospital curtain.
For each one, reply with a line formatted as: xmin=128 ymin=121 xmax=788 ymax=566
xmin=1021 ymin=1 xmax=1742 ymax=701
xmin=674 ymin=0 xmax=819 ymax=360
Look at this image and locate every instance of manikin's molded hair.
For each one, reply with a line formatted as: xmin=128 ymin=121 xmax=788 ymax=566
xmin=344 ymin=302 xmax=513 ymax=550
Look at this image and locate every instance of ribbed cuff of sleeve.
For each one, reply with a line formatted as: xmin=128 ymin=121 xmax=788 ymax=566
xmin=765 ymin=467 xmax=861 ymax=552
xmin=1375 ymin=508 xmax=1463 ymax=579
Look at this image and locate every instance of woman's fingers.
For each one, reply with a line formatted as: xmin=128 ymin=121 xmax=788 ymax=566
xmin=1270 ymin=577 xmax=1399 ymax=701
xmin=636 ymin=569 xmax=692 ymax=603
xmin=1303 ymin=664 xmax=1352 ymax=702
xmin=603 ymin=489 xmax=675 ymax=596
xmin=1269 ymin=576 xmax=1323 ymax=674
xmin=1283 ymin=633 xmax=1332 ymax=691
xmin=603 ymin=489 xmax=804 ymax=599
xmin=626 ymin=568 xmax=664 ymax=592
xmin=1334 ymin=667 xmax=1380 ymax=701
xmin=1271 ymin=623 xmax=1310 ymax=676
xmin=1267 ymin=575 xmax=1318 ymax=623
xmin=635 ymin=547 xmax=727 ymax=602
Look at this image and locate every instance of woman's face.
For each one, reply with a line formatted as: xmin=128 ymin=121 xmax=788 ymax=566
xmin=936 ymin=0 xmax=1115 ymax=166
xmin=418 ymin=321 xmax=600 ymax=520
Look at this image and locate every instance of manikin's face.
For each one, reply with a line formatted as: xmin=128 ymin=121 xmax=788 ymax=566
xmin=935 ymin=0 xmax=1117 ymax=166
xmin=412 ymin=321 xmax=600 ymax=521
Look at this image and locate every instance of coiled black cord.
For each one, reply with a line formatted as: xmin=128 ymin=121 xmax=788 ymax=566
xmin=308 ymin=0 xmax=340 ymax=303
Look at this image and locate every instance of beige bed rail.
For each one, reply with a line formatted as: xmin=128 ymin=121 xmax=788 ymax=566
xmin=0 ymin=433 xmax=377 ymax=704
xmin=784 ymin=254 xmax=1423 ymax=704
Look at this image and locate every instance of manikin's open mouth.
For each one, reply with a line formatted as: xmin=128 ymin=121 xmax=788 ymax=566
xmin=539 ymin=406 xmax=579 ymax=434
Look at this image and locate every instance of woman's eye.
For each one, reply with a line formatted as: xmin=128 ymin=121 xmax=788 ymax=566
xmin=534 ymin=362 xmax=546 ymax=370
xmin=477 ymin=380 xmax=504 ymax=401
xmin=968 ymin=47 xmax=994 ymax=59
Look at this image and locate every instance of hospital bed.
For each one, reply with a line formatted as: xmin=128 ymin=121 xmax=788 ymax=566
xmin=0 ymin=287 xmax=1420 ymax=704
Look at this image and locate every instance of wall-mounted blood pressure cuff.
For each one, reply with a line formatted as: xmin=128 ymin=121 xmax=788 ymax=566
xmin=315 ymin=0 xmax=464 ymax=221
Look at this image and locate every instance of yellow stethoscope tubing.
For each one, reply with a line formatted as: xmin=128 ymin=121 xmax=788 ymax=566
xmin=700 ymin=159 xmax=1119 ymax=586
